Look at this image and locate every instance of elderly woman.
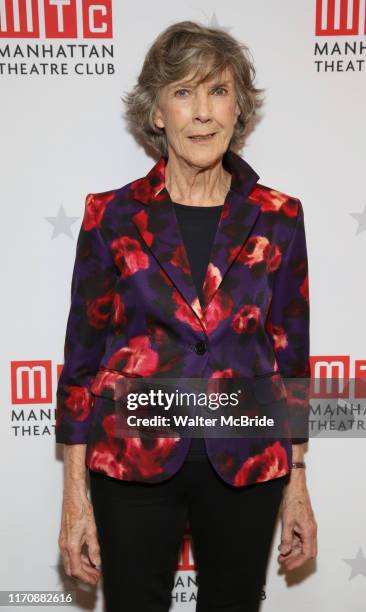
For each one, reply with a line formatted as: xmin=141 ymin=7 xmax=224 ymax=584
xmin=56 ymin=20 xmax=317 ymax=612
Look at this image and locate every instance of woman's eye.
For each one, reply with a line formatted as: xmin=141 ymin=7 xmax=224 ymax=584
xmin=175 ymin=88 xmax=190 ymax=97
xmin=213 ymin=87 xmax=227 ymax=95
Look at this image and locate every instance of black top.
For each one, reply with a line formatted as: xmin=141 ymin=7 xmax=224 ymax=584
xmin=173 ymin=201 xmax=224 ymax=459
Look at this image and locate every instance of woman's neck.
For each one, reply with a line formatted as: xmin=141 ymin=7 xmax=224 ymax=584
xmin=164 ymin=150 xmax=231 ymax=206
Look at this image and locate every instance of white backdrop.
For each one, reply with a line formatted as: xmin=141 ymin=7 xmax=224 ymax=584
xmin=1 ymin=1 xmax=366 ymax=610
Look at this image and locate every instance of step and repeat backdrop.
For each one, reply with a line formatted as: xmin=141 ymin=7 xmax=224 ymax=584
xmin=1 ymin=1 xmax=366 ymax=611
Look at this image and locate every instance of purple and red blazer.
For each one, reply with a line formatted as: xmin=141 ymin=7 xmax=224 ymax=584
xmin=55 ymin=149 xmax=311 ymax=488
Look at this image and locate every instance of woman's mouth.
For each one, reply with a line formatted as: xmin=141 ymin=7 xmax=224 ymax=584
xmin=188 ymin=132 xmax=216 ymax=143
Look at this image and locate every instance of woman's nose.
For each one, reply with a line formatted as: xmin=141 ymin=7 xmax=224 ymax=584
xmin=192 ymin=92 xmax=212 ymax=121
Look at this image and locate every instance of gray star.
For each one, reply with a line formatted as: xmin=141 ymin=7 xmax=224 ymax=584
xmin=45 ymin=204 xmax=79 ymax=239
xmin=350 ymin=205 xmax=366 ymax=235
xmin=343 ymin=547 xmax=366 ymax=579
xmin=208 ymin=13 xmax=232 ymax=33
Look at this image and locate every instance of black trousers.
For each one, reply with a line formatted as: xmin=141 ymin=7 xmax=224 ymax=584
xmin=89 ymin=453 xmax=287 ymax=612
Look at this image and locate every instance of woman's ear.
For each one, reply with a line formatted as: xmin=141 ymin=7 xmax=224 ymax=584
xmin=153 ymin=105 xmax=165 ymax=129
xmin=235 ymin=102 xmax=241 ymax=122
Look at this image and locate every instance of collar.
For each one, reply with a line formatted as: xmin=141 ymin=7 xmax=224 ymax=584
xmin=130 ymin=148 xmax=260 ymax=205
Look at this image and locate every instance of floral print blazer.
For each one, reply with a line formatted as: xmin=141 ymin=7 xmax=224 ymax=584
xmin=55 ymin=149 xmax=310 ymax=488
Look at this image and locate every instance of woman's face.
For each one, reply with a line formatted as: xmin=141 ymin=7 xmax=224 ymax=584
xmin=154 ymin=66 xmax=240 ymax=167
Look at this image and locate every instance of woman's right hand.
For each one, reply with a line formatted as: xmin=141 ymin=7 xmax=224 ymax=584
xmin=58 ymin=485 xmax=102 ymax=586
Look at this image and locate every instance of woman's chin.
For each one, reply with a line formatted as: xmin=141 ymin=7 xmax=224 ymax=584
xmin=181 ymin=145 xmax=225 ymax=166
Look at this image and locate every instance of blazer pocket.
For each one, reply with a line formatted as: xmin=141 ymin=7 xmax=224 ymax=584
xmin=90 ymin=367 xmax=143 ymax=402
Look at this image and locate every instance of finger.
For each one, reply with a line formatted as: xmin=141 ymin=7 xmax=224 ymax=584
xmin=280 ymin=540 xmax=316 ymax=571
xmin=71 ymin=569 xmax=100 ymax=585
xmin=79 ymin=563 xmax=101 ymax=583
xmin=80 ymin=553 xmax=101 ymax=577
xmin=278 ymin=532 xmax=302 ymax=562
xmin=297 ymin=524 xmax=317 ymax=561
xmin=281 ymin=551 xmax=308 ymax=571
xmin=278 ymin=532 xmax=301 ymax=552
xmin=60 ymin=550 xmax=72 ymax=577
xmin=80 ymin=552 xmax=98 ymax=569
xmin=68 ymin=545 xmax=83 ymax=574
xmin=278 ymin=542 xmax=302 ymax=562
xmin=279 ymin=522 xmax=295 ymax=555
xmin=85 ymin=535 xmax=101 ymax=567
xmin=68 ymin=546 xmax=96 ymax=583
xmin=69 ymin=559 xmax=100 ymax=585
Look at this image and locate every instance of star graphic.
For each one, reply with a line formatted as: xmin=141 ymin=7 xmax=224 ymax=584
xmin=208 ymin=13 xmax=232 ymax=33
xmin=343 ymin=547 xmax=366 ymax=579
xmin=350 ymin=205 xmax=366 ymax=235
xmin=45 ymin=204 xmax=79 ymax=239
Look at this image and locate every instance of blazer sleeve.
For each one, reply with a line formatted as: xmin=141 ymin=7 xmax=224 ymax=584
xmin=265 ymin=199 xmax=311 ymax=444
xmin=55 ymin=194 xmax=118 ymax=444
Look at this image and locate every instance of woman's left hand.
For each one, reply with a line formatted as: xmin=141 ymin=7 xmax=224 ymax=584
xmin=277 ymin=470 xmax=318 ymax=571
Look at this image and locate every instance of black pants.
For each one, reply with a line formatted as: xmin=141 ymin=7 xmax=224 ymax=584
xmin=89 ymin=454 xmax=287 ymax=612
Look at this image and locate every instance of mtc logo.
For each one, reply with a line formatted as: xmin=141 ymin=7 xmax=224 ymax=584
xmin=316 ymin=0 xmax=366 ymax=36
xmin=310 ymin=356 xmax=366 ymax=398
xmin=0 ymin=0 xmax=112 ymax=38
xmin=11 ymin=360 xmax=53 ymax=404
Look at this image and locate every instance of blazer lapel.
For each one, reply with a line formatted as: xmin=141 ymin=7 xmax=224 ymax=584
xmin=130 ymin=150 xmax=261 ymax=323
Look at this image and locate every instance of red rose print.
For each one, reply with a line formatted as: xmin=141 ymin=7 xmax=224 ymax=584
xmin=234 ymin=236 xmax=282 ymax=272
xmin=265 ymin=243 xmax=282 ymax=272
xmin=173 ymin=291 xmax=202 ymax=331
xmin=236 ymin=235 xmax=268 ymax=267
xmin=87 ymin=439 xmax=128 ymax=479
xmin=86 ymin=290 xmax=115 ymax=329
xmin=90 ymin=369 xmax=128 ymax=399
xmin=64 ymin=386 xmax=91 ymax=421
xmin=111 ymin=235 xmax=149 ymax=278
xmin=281 ymin=197 xmax=299 ymax=218
xmin=88 ymin=435 xmax=180 ymax=480
xmin=248 ymin=186 xmax=299 ymax=218
xmin=211 ymin=369 xmax=238 ymax=378
xmin=130 ymin=180 xmax=150 ymax=204
xmin=147 ymin=157 xmax=166 ymax=197
xmin=83 ymin=192 xmax=116 ymax=231
xmin=132 ymin=210 xmax=154 ymax=247
xmin=233 ymin=440 xmax=289 ymax=486
xmin=265 ymin=320 xmax=288 ymax=351
xmin=102 ymin=413 xmax=118 ymax=438
xmin=130 ymin=157 xmax=166 ymax=204
xmin=122 ymin=436 xmax=180 ymax=478
xmin=112 ymin=293 xmax=127 ymax=328
xmin=204 ymin=292 xmax=233 ymax=334
xmin=231 ymin=304 xmax=261 ymax=334
xmin=107 ymin=335 xmax=159 ymax=376
xmin=202 ymin=263 xmax=222 ymax=303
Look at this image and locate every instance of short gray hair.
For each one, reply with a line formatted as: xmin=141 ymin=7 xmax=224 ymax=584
xmin=122 ymin=20 xmax=265 ymax=156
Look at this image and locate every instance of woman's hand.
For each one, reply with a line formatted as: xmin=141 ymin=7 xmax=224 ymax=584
xmin=58 ymin=444 xmax=101 ymax=586
xmin=58 ymin=485 xmax=101 ymax=585
xmin=277 ymin=469 xmax=318 ymax=571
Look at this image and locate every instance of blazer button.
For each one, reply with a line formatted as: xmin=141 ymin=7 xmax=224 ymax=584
xmin=194 ymin=340 xmax=207 ymax=355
